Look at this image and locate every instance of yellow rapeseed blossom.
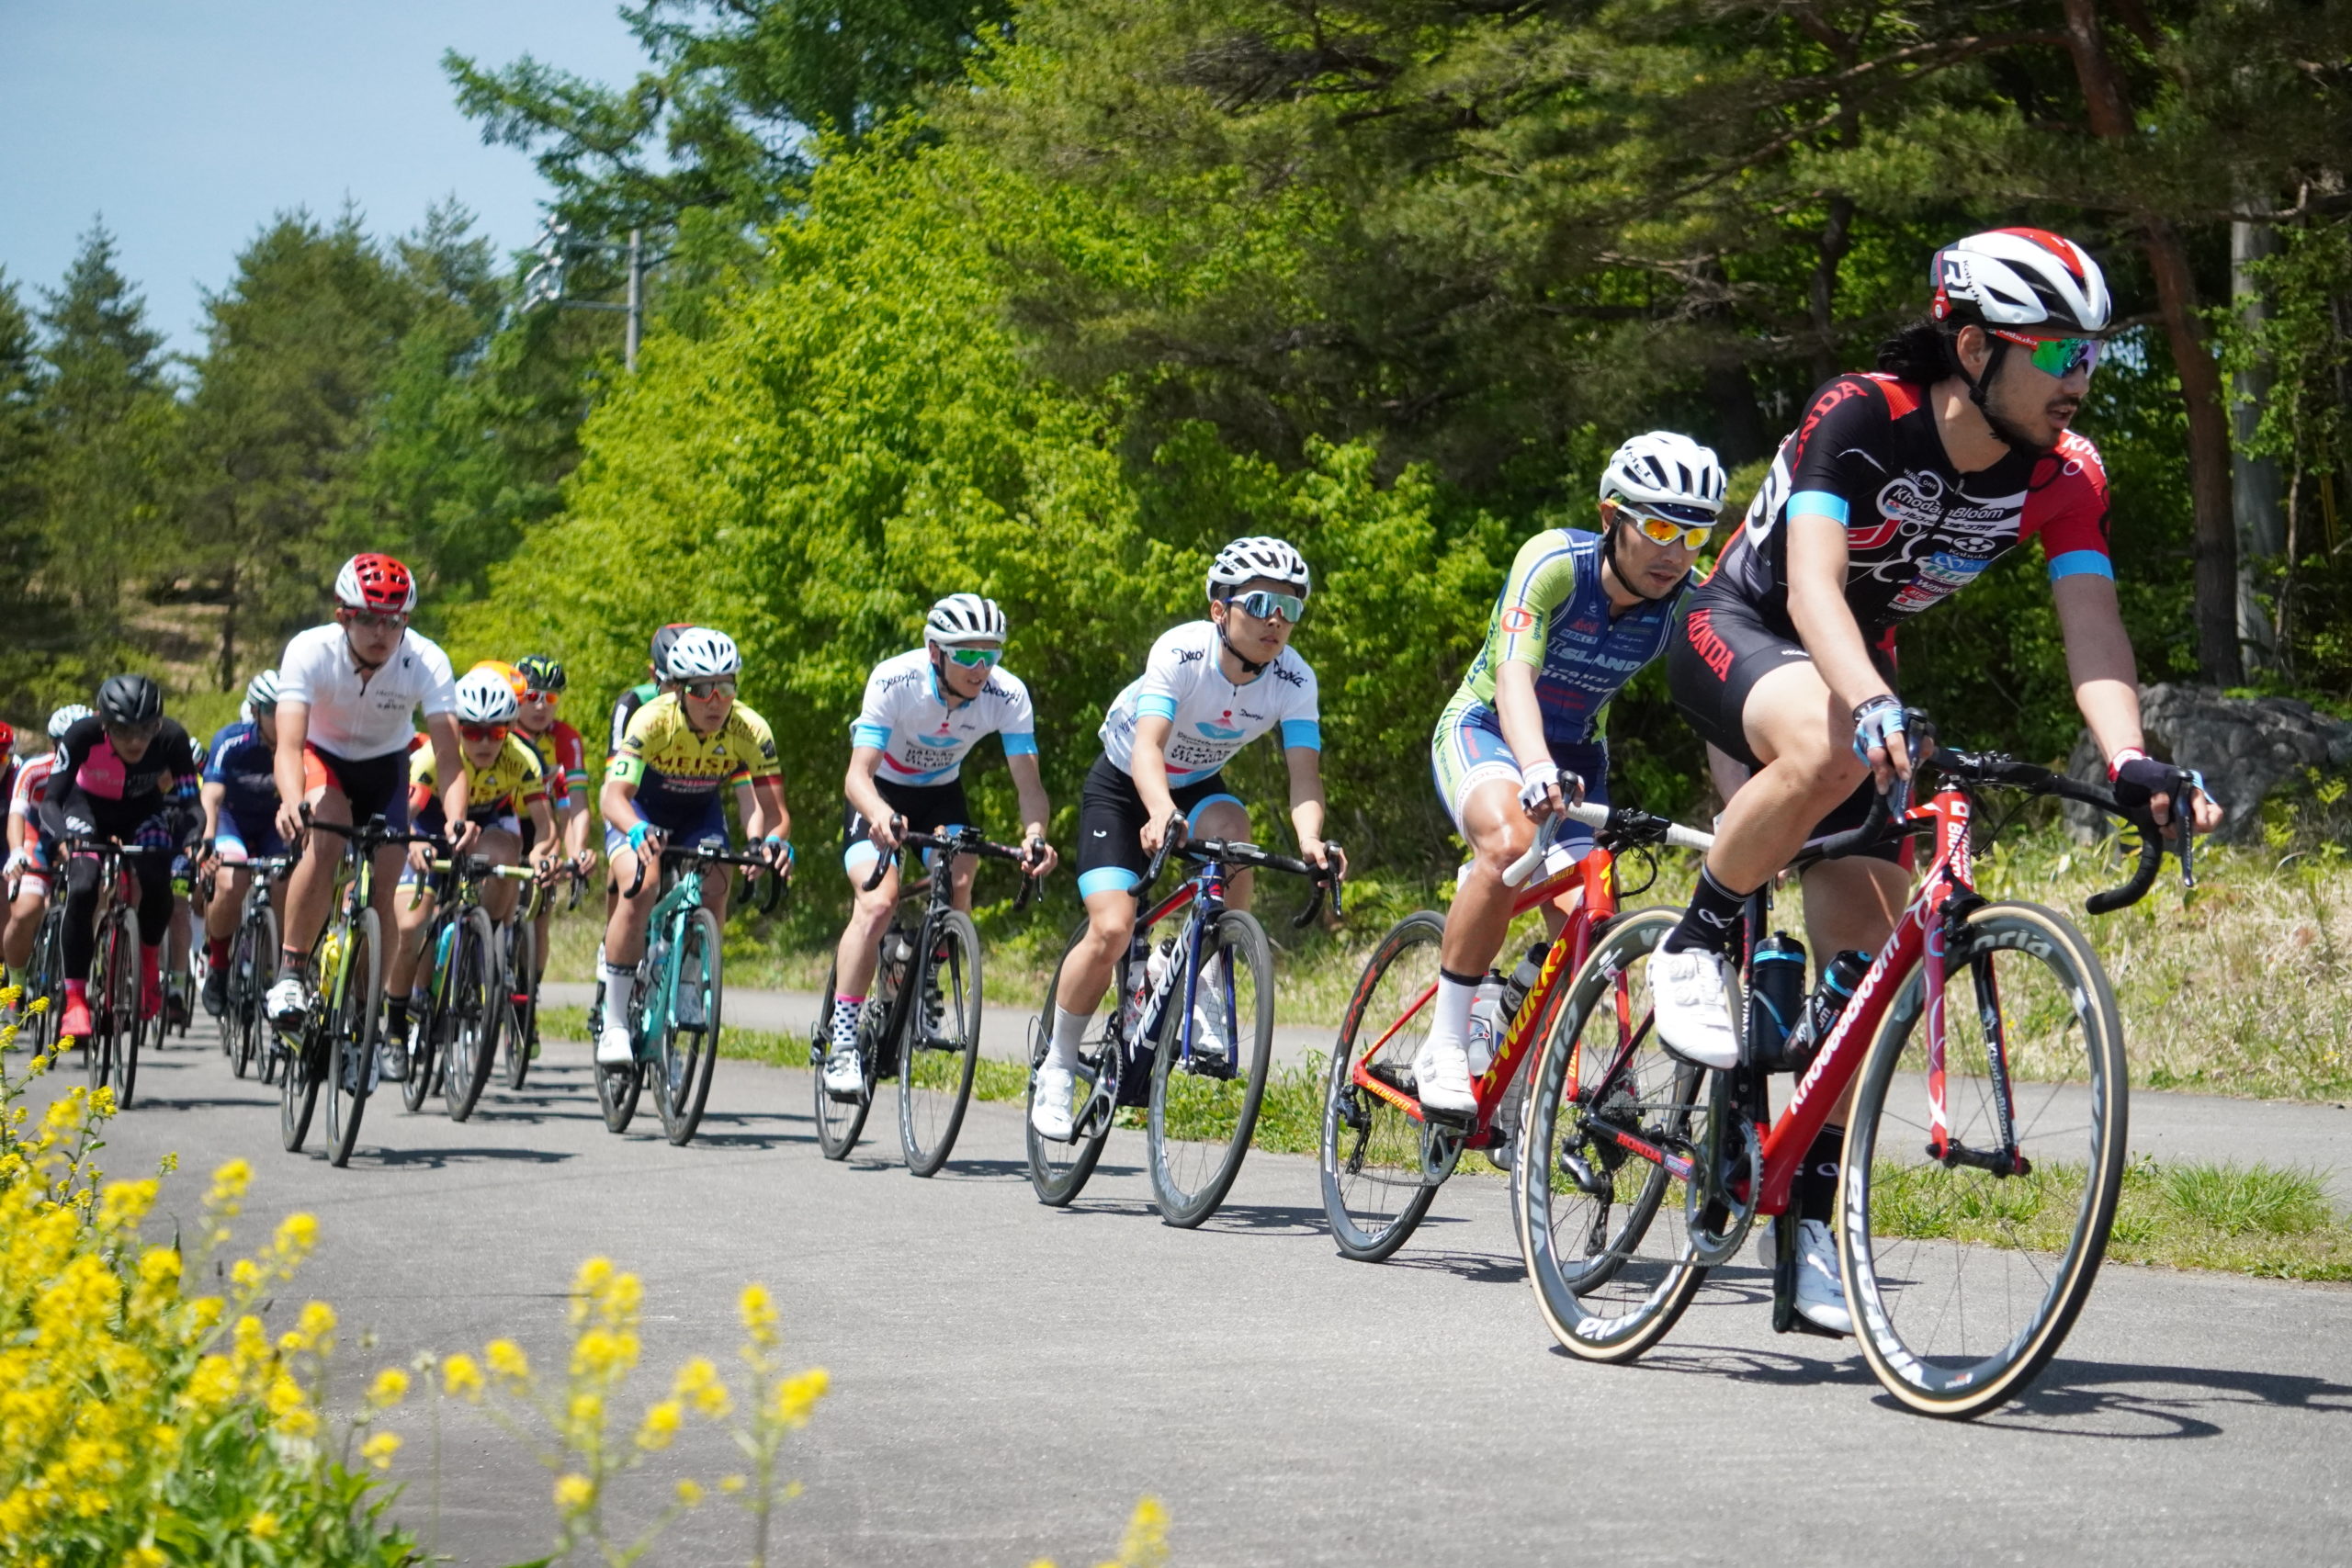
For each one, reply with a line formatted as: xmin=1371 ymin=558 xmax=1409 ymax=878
xmin=672 ymin=1356 xmax=731 ymax=1418
xmin=738 ymin=1282 xmax=778 ymax=1347
xmin=674 ymin=1478 xmax=706 ymax=1508
xmin=360 ymin=1432 xmax=401 ymax=1471
xmin=274 ymin=1212 xmax=319 ymax=1258
xmin=553 ymin=1473 xmax=594 ymax=1514
xmin=486 ymin=1338 xmax=530 ymax=1382
xmin=298 ymin=1301 xmax=336 ymax=1340
xmin=96 ymin=1179 xmax=158 ymax=1232
xmin=635 ymin=1399 xmax=684 ymax=1451
xmin=247 ymin=1512 xmax=279 ymax=1540
xmin=771 ymin=1368 xmax=830 ymax=1430
xmin=180 ymin=1356 xmax=239 ymax=1413
xmin=366 ymin=1368 xmax=410 ymax=1408
xmin=121 ymin=1543 xmax=165 ymax=1568
xmin=442 ymin=1352 xmax=484 ymax=1400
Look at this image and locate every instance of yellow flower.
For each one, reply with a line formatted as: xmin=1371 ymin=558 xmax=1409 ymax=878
xmin=136 ymin=1247 xmax=179 ymax=1291
xmin=674 ymin=1478 xmax=706 ymax=1508
xmin=89 ymin=1086 xmax=117 ymax=1118
xmin=366 ymin=1367 xmax=410 ymax=1408
xmin=739 ymin=1282 xmax=778 ymax=1346
xmin=1107 ymin=1495 xmax=1170 ymax=1568
xmin=566 ymin=1391 xmax=604 ymax=1439
xmin=635 ymin=1399 xmax=684 ymax=1451
xmin=553 ymin=1473 xmax=594 ymax=1514
xmin=298 ymin=1301 xmax=336 ymax=1339
xmin=770 ymin=1368 xmax=830 ymax=1429
xmin=206 ymin=1157 xmax=253 ymax=1208
xmin=486 ymin=1338 xmax=530 ymax=1382
xmin=121 ymin=1545 xmax=165 ymax=1568
xmin=442 ymin=1352 xmax=484 ymax=1400
xmin=248 ymin=1511 xmax=280 ymax=1540
xmin=274 ymin=1212 xmax=319 ymax=1258
xmin=180 ymin=1356 xmax=239 ymax=1413
xmin=229 ymin=1258 xmax=262 ymax=1291
xmin=96 ymin=1179 xmax=158 ymax=1231
xmin=573 ymin=1326 xmax=637 ymax=1377
xmin=361 ymin=1431 xmax=401 ymax=1471
xmin=265 ymin=1375 xmax=307 ymax=1418
xmin=673 ymin=1356 xmax=731 ymax=1417
xmin=718 ymin=1474 xmax=748 ymax=1495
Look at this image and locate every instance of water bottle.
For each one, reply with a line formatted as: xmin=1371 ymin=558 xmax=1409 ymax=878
xmin=1747 ymin=932 xmax=1808 ymax=1071
xmin=432 ymin=921 xmax=456 ymax=987
xmin=1496 ymin=942 xmax=1547 ymax=1033
xmin=1464 ymin=973 xmax=1506 ymax=1077
xmin=1786 ymin=949 xmax=1872 ymax=1072
xmin=1121 ymin=933 xmax=1153 ymax=1031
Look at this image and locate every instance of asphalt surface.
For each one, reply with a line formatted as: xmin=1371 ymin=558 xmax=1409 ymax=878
xmin=66 ymin=1016 xmax=2352 ymax=1567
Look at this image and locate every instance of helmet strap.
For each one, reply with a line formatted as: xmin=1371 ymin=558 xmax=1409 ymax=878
xmin=1600 ymin=515 xmax=1679 ymax=606
xmin=1947 ymin=331 xmax=2049 ymax=457
xmin=1215 ymin=612 xmax=1270 ymax=677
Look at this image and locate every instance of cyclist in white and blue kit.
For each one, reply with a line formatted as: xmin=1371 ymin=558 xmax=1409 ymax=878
xmin=1030 ymin=536 xmax=1343 ymax=1141
xmin=822 ymin=595 xmax=1057 ymax=1098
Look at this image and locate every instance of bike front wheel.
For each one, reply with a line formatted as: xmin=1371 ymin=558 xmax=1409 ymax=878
xmin=1025 ymin=918 xmax=1119 ymax=1207
xmin=503 ymin=913 xmax=537 ymax=1089
xmin=654 ymin=908 xmax=722 ymax=1145
xmin=809 ymin=959 xmax=873 ymax=1160
xmin=232 ymin=903 xmax=277 ymax=1079
xmin=1518 ymin=908 xmax=1712 ymax=1364
xmin=101 ymin=907 xmax=141 ymax=1107
xmin=899 ymin=910 xmax=983 ymax=1178
xmin=1320 ymin=911 xmax=1448 ymax=1261
xmin=1844 ymin=899 xmax=2129 ymax=1419
xmin=444 ymin=908 xmax=503 ymax=1122
xmin=1148 ymin=909 xmax=1274 ymax=1227
xmin=322 ymin=909 xmax=382 ymax=1168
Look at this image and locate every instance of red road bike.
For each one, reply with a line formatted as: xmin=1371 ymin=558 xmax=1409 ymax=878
xmin=1320 ymin=802 xmax=1711 ymax=1261
xmin=1514 ymin=747 xmax=2199 ymax=1417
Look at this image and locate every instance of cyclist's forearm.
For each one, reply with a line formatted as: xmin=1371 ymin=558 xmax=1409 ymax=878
xmin=1130 ymin=736 xmax=1178 ymax=827
xmin=1007 ymin=755 xmax=1050 ymax=843
xmin=2054 ymin=575 xmax=2145 ymax=763
xmin=1784 ymin=513 xmax=1890 ymax=713
xmin=1493 ymin=661 xmax=1554 ymax=773
xmin=600 ymin=778 xmax=645 ymax=835
xmin=273 ymin=702 xmax=311 ymax=807
xmin=842 ymin=750 xmax=890 ymax=831
xmin=1285 ymin=751 xmax=1327 ymax=850
xmin=198 ymin=784 xmax=225 ymax=840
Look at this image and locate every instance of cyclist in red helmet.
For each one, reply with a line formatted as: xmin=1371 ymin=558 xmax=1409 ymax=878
xmin=266 ymin=554 xmax=473 ymax=1050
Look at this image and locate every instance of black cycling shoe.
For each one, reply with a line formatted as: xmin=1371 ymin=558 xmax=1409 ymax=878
xmin=201 ymin=968 xmax=229 ymax=1019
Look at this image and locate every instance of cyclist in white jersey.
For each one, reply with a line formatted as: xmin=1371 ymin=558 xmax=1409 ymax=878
xmin=266 ymin=553 xmax=471 ymax=1025
xmin=820 ymin=594 xmax=1056 ymax=1096
xmin=1030 ymin=536 xmax=1344 ymax=1140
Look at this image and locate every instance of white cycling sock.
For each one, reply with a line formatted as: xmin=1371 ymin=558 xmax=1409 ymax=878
xmin=601 ymin=963 xmax=634 ymax=1032
xmin=1047 ymin=1005 xmax=1090 ymax=1069
xmin=830 ymin=994 xmax=864 ymax=1053
xmin=1429 ymin=971 xmax=1477 ymax=1049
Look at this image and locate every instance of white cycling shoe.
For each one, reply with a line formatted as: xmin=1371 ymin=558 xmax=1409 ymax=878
xmin=1030 ymin=1059 xmax=1076 ymax=1140
xmin=1411 ymin=1035 xmax=1478 ymax=1117
xmin=1792 ymin=1218 xmax=1853 ymax=1335
xmin=1650 ymin=947 xmax=1741 ymax=1070
xmin=594 ymin=1022 xmax=635 ymax=1069
xmin=266 ymin=976 xmax=311 ymax=1027
xmin=821 ymin=1042 xmax=865 ymax=1100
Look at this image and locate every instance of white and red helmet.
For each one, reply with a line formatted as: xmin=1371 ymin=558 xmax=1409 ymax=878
xmin=334 ymin=552 xmax=418 ymax=615
xmin=1930 ymin=229 xmax=2112 ymax=335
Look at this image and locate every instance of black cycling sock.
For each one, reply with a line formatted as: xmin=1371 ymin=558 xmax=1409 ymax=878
xmin=1799 ymin=1124 xmax=1844 ymax=1224
xmin=386 ymin=998 xmax=410 ymax=1043
xmin=1662 ymin=866 xmax=1748 ymax=958
xmin=276 ymin=950 xmax=311 ymax=984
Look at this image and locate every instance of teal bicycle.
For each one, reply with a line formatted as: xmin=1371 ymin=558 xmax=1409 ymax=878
xmin=596 ymin=842 xmax=786 ymax=1145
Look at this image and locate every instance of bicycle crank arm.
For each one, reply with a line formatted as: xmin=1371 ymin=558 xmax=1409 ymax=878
xmin=1578 ymin=1117 xmax=1696 ymax=1183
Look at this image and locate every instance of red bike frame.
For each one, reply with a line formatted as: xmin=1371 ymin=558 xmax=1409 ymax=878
xmin=1348 ymin=840 xmax=1627 ymax=1147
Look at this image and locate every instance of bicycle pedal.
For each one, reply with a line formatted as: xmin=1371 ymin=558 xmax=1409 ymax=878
xmin=1419 ymin=1100 xmax=1476 ymax=1128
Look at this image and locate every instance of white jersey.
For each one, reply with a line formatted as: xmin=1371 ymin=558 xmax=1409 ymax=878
xmin=277 ymin=623 xmax=457 ymax=761
xmin=1099 ymin=620 xmax=1321 ymax=787
xmin=851 ymin=649 xmax=1037 ymax=787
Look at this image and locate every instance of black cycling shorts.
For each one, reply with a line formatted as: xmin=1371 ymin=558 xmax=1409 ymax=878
xmin=1074 ymin=754 xmax=1245 ymax=898
xmin=842 ymin=777 xmax=972 ymax=871
xmin=1667 ymin=587 xmax=1905 ymax=864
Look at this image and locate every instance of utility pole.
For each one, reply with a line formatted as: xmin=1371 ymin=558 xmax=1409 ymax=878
xmin=521 ymin=217 xmax=654 ymax=372
xmin=626 ymin=228 xmax=643 ymax=374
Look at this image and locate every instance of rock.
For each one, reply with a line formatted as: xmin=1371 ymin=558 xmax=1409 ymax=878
xmin=2063 ymin=683 xmax=2352 ymax=844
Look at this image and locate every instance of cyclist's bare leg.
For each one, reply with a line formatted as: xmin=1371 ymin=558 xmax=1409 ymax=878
xmin=1058 ymin=887 xmax=1136 ymax=1019
xmin=206 ymin=866 xmax=249 ymax=948
xmin=603 ymin=847 xmax=657 ymax=966
xmin=946 ymin=851 xmax=977 ymax=912
xmin=835 ymin=857 xmax=898 ymax=998
xmin=365 ymin=842 xmax=405 ymax=994
xmin=3 ymin=880 xmax=48 ymax=970
xmin=281 ymin=784 xmax=353 ymax=959
xmin=1708 ymin=660 xmax=1870 ymax=893
xmin=386 ymin=884 xmax=436 ymax=998
xmin=1441 ymin=774 xmax=1541 ymax=977
xmin=477 ymin=828 xmax=524 ymax=923
xmin=699 ymin=863 xmax=730 ymax=922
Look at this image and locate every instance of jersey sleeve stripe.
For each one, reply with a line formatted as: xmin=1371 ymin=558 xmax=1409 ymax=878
xmin=1280 ymin=718 xmax=1322 ymax=750
xmin=1789 ymin=490 xmax=1851 ymax=525
xmin=851 ymin=722 xmax=891 ymax=750
xmin=1136 ymin=694 xmax=1179 ymax=722
xmin=2046 ymin=549 xmax=2114 ymax=581
xmin=1001 ymin=732 xmax=1038 ymax=757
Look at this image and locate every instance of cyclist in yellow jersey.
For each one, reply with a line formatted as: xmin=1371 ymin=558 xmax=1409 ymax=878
xmin=381 ymin=668 xmax=560 ymax=1077
xmin=596 ymin=627 xmax=793 ymax=1066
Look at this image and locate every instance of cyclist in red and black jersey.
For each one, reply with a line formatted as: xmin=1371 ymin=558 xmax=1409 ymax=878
xmin=1653 ymin=230 xmax=2222 ymax=1335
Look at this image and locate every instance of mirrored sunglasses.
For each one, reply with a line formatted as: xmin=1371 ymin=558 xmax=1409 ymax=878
xmin=339 ymin=608 xmax=409 ymax=631
xmin=681 ymin=679 xmax=737 ymax=701
xmin=944 ymin=647 xmax=1001 ymax=669
xmin=1626 ymin=511 xmax=1717 ymax=550
xmin=1227 ymin=589 xmax=1306 ymax=624
xmin=1994 ymin=330 xmax=2103 ymax=379
xmin=460 ymin=724 xmax=510 ymax=743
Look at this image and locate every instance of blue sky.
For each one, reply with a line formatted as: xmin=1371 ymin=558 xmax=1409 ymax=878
xmin=0 ymin=1 xmax=652 ymax=358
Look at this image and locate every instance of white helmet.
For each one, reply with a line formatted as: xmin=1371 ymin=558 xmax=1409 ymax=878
xmin=1206 ymin=536 xmax=1311 ymax=601
xmin=1931 ymin=229 xmax=2111 ymax=334
xmin=925 ymin=593 xmax=1008 ymax=646
xmin=48 ymin=704 xmax=92 ymax=739
xmin=663 ymin=626 xmax=741 ymax=680
xmin=1600 ymin=432 xmax=1727 ymax=524
xmin=453 ymin=668 xmax=520 ymax=727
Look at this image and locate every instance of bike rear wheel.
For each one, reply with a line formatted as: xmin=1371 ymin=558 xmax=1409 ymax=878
xmin=232 ymin=903 xmax=277 ymax=1079
xmin=400 ymin=919 xmax=445 ymax=1115
xmin=1518 ymin=908 xmax=1712 ymax=1363
xmin=97 ymin=908 xmax=140 ymax=1105
xmin=654 ymin=908 xmax=722 ymax=1145
xmin=810 ymin=959 xmax=875 ymax=1160
xmin=1320 ymin=911 xmax=1448 ymax=1261
xmin=280 ymin=1007 xmax=321 ymax=1152
xmin=1026 ymin=919 xmax=1116 ymax=1207
xmin=1148 ymin=909 xmax=1273 ymax=1226
xmin=594 ymin=1055 xmax=643 ymax=1134
xmin=503 ymin=914 xmax=537 ymax=1089
xmin=322 ymin=909 xmax=381 ymax=1168
xmin=1844 ymin=900 xmax=2128 ymax=1419
xmin=899 ymin=910 xmax=983 ymax=1178
xmin=444 ymin=908 xmax=503 ymax=1122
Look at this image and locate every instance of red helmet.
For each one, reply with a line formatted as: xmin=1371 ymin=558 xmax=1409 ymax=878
xmin=0 ymin=720 xmax=15 ymax=755
xmin=334 ymin=553 xmax=417 ymax=615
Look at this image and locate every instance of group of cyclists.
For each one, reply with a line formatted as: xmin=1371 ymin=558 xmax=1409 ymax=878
xmin=1 ymin=225 xmax=2222 ymax=1345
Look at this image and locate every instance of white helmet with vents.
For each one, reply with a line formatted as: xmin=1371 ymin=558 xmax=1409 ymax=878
xmin=48 ymin=704 xmax=93 ymax=739
xmin=662 ymin=626 xmax=741 ymax=680
xmin=1206 ymin=536 xmax=1311 ymax=601
xmin=1930 ymin=229 xmax=2112 ymax=334
xmin=925 ymin=593 xmax=1008 ymax=646
xmin=1600 ymin=432 xmax=1728 ymax=524
xmin=453 ymin=668 xmax=521 ymax=727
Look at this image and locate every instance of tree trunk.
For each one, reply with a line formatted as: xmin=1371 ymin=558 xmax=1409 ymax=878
xmin=217 ymin=558 xmax=238 ymax=693
xmin=2230 ymin=216 xmax=2284 ymax=670
xmin=2060 ymin=0 xmax=2242 ymax=684
xmin=1810 ymin=194 xmax=1857 ymax=388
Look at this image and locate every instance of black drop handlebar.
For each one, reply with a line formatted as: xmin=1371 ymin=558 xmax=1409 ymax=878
xmin=1136 ymin=820 xmax=1345 ymax=931
xmin=621 ymin=841 xmax=788 ymax=914
xmin=858 ymin=818 xmax=1046 ymax=911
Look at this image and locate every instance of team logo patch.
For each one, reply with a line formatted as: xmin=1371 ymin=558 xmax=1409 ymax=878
xmin=1499 ymin=607 xmax=1536 ymax=635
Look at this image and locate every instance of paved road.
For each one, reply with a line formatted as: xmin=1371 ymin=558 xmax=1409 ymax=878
xmin=74 ymin=1021 xmax=2352 ymax=1566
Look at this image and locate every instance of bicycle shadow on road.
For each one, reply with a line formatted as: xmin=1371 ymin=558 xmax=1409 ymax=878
xmin=348 ymin=1145 xmax=578 ymax=1171
xmin=1965 ymin=1359 xmax=2352 ymax=1440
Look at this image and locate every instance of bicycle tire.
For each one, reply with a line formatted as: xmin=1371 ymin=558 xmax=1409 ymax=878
xmin=810 ymin=958 xmax=874 ymax=1160
xmin=655 ymin=908 xmax=722 ymax=1145
xmin=444 ymin=908 xmax=503 ymax=1123
xmin=899 ymin=909 xmax=983 ymax=1178
xmin=1148 ymin=909 xmax=1273 ymax=1227
xmin=1025 ymin=918 xmax=1115 ymax=1207
xmin=1518 ymin=908 xmax=1713 ymax=1364
xmin=20 ymin=906 xmax=60 ymax=1057
xmin=322 ymin=908 xmax=381 ymax=1168
xmin=503 ymin=914 xmax=537 ymax=1090
xmin=400 ymin=917 xmax=445 ymax=1115
xmin=594 ymin=1056 xmax=643 ymax=1134
xmin=280 ymin=1003 xmax=321 ymax=1153
xmin=1319 ymin=911 xmax=1448 ymax=1261
xmin=82 ymin=908 xmax=119 ymax=1096
xmin=231 ymin=903 xmax=273 ymax=1078
xmin=106 ymin=907 xmax=143 ymax=1105
xmin=1843 ymin=899 xmax=2129 ymax=1419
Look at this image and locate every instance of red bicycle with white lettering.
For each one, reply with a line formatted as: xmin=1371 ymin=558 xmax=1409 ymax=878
xmin=1319 ymin=801 xmax=1712 ymax=1261
xmin=1514 ymin=746 xmax=2199 ymax=1418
